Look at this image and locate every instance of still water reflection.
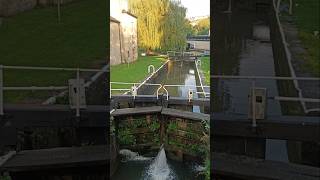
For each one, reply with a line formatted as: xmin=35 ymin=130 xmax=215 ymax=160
xmin=213 ymin=10 xmax=289 ymax=162
xmin=139 ymin=61 xmax=201 ymax=112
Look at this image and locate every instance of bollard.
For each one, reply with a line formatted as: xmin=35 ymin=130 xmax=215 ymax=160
xmin=131 ymin=85 xmax=137 ymax=99
xmin=188 ymin=89 xmax=194 ymax=102
xmin=76 ymin=68 xmax=80 ymax=117
xmin=148 ymin=65 xmax=155 ymax=74
xmin=251 ymin=80 xmax=257 ymax=127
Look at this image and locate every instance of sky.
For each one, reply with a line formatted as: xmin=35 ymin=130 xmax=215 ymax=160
xmin=179 ymin=0 xmax=210 ymax=18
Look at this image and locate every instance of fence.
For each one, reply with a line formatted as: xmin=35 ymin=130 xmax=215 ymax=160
xmin=211 ymin=75 xmax=320 ymax=126
xmin=0 ymin=65 xmax=108 ymax=117
xmin=110 ymin=82 xmax=210 ymax=100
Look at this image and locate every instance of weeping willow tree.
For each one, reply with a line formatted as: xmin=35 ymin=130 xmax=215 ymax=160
xmin=129 ymin=0 xmax=188 ymax=51
xmin=161 ymin=1 xmax=188 ymax=51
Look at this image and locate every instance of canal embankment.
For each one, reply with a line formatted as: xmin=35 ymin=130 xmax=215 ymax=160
xmin=212 ymin=0 xmax=319 ymax=168
xmin=110 ymin=55 xmax=167 ymax=95
xmin=136 ymin=55 xmax=209 ymax=113
xmin=276 ymin=1 xmax=319 ymax=114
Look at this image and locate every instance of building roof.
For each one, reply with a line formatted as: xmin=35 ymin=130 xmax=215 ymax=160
xmin=110 ymin=16 xmax=120 ymax=23
xmin=122 ymin=10 xmax=137 ymax=19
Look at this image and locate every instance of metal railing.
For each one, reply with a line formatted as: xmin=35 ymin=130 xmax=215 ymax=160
xmin=0 ymin=65 xmax=108 ymax=117
xmin=110 ymin=82 xmax=162 ymax=98
xmin=110 ymin=61 xmax=170 ymax=97
xmin=270 ymin=0 xmax=317 ymax=114
xmin=195 ymin=59 xmax=210 ymax=98
xmin=162 ymin=84 xmax=210 ymax=100
xmin=211 ymin=75 xmax=320 ymax=127
xmin=110 ymin=82 xmax=210 ymax=101
xmin=167 ymin=51 xmax=204 ymax=58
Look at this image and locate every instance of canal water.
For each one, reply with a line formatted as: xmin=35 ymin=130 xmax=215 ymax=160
xmin=139 ymin=60 xmax=204 ymax=113
xmin=139 ymin=61 xmax=199 ymax=97
xmin=112 ymin=59 xmax=209 ymax=179
xmin=111 ymin=149 xmax=204 ymax=180
xmin=213 ymin=10 xmax=290 ymax=162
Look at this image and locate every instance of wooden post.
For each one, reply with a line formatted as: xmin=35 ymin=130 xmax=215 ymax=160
xmin=159 ymin=114 xmax=166 ymax=145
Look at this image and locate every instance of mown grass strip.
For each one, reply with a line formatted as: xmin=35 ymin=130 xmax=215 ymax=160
xmin=110 ymin=56 xmax=167 ymax=92
xmin=292 ymin=0 xmax=320 ymax=76
xmin=0 ymin=0 xmax=107 ymax=102
xmin=200 ymin=56 xmax=210 ymax=85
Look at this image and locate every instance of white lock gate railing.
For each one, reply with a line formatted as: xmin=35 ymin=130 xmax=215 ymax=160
xmin=0 ymin=65 xmax=108 ymax=117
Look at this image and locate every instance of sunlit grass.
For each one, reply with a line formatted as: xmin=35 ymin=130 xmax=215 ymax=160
xmin=0 ymin=0 xmax=107 ymax=102
xmin=200 ymin=56 xmax=210 ymax=85
xmin=110 ymin=56 xmax=166 ymax=93
xmin=292 ymin=0 xmax=320 ymax=76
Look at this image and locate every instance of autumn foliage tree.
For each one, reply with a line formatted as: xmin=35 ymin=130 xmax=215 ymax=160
xmin=193 ymin=17 xmax=210 ymax=35
xmin=129 ymin=0 xmax=189 ymax=52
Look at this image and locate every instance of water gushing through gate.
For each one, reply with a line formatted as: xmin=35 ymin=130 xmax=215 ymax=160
xmin=144 ymin=146 xmax=175 ymax=180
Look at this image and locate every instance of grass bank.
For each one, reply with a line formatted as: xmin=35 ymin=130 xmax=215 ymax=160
xmin=200 ymin=56 xmax=210 ymax=85
xmin=0 ymin=0 xmax=107 ymax=102
xmin=291 ymin=0 xmax=319 ymax=76
xmin=110 ymin=56 xmax=167 ymax=93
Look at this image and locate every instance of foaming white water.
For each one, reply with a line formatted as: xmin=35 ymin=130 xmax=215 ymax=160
xmin=144 ymin=147 xmax=175 ymax=180
xmin=119 ymin=149 xmax=151 ymax=162
xmin=192 ymin=163 xmax=205 ymax=172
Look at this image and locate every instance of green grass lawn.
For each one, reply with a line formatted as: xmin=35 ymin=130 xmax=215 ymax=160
xmin=110 ymin=56 xmax=166 ymax=93
xmin=292 ymin=0 xmax=320 ymax=76
xmin=200 ymin=56 xmax=210 ymax=85
xmin=0 ymin=0 xmax=107 ymax=102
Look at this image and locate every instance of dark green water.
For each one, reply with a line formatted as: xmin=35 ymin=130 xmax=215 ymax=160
xmin=111 ymin=149 xmax=204 ymax=180
xmin=213 ymin=9 xmax=290 ymax=163
xmin=139 ymin=61 xmax=200 ymax=97
xmin=213 ymin=7 xmax=320 ymax=167
xmin=139 ymin=60 xmax=204 ymax=113
xmin=112 ymin=160 xmax=203 ymax=180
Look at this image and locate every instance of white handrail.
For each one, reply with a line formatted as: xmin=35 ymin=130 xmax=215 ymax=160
xmin=272 ymin=0 xmax=316 ymax=114
xmin=110 ymin=82 xmax=162 ymax=96
xmin=3 ymin=86 xmax=68 ymax=90
xmin=163 ymin=84 xmax=210 ymax=100
xmin=163 ymin=86 xmax=169 ymax=100
xmin=195 ymin=58 xmax=208 ymax=98
xmin=274 ymin=96 xmax=320 ymax=103
xmin=163 ymin=84 xmax=210 ymax=88
xmin=135 ymin=60 xmax=169 ymax=91
xmin=2 ymin=65 xmax=108 ymax=72
xmin=148 ymin=65 xmax=155 ymax=74
xmin=156 ymin=85 xmax=163 ymax=99
xmin=211 ymin=74 xmax=320 ymax=113
xmin=211 ymin=75 xmax=320 ymax=81
xmin=0 ymin=64 xmax=108 ymax=117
